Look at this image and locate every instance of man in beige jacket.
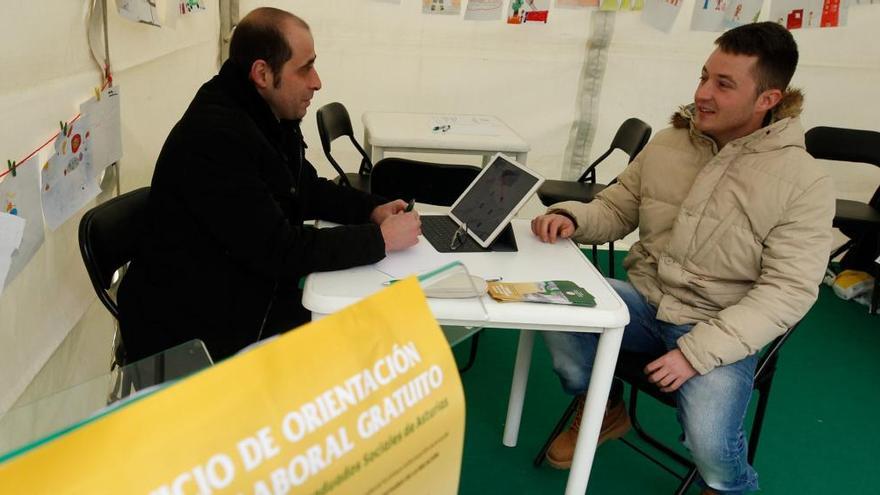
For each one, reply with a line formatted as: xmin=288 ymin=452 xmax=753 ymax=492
xmin=532 ymin=22 xmax=834 ymax=494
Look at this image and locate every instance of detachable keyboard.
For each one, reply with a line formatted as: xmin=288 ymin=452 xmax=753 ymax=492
xmin=420 ymin=215 xmax=488 ymax=253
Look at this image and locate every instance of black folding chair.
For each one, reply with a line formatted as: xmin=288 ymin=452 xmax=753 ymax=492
xmin=534 ymin=325 xmax=798 ymax=494
xmin=537 ymin=118 xmax=652 ymax=278
xmin=79 ymin=187 xmax=150 ymax=323
xmin=316 ymin=102 xmax=374 ymax=192
xmin=370 ymin=157 xmax=481 ymax=207
xmin=805 ymin=126 xmax=880 ymax=314
xmin=79 ymin=187 xmax=152 ymax=392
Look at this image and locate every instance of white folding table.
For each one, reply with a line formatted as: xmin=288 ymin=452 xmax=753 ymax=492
xmin=362 ymin=112 xmax=531 ymax=165
xmin=302 ymin=219 xmax=629 ymax=494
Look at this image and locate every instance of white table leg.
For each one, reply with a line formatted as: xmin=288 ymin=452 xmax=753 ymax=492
xmin=503 ymin=329 xmax=535 ymax=447
xmin=564 ymin=326 xmax=624 ymax=495
xmin=515 ymin=152 xmax=528 ymax=165
xmin=363 ymin=128 xmax=384 ymax=165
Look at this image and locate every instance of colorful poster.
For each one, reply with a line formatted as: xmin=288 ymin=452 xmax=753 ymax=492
xmin=422 ymin=0 xmax=461 ymax=14
xmin=116 ymin=0 xmax=161 ymax=27
xmin=692 ymin=0 xmax=762 ymax=31
xmin=79 ymin=86 xmax=122 ymax=174
xmin=40 ymin=118 xmax=101 ymax=231
xmin=642 ymin=0 xmax=684 ymax=31
xmin=769 ymin=0 xmax=846 ymax=28
xmin=179 ymin=0 xmax=206 ymax=14
xmin=0 ymin=279 xmax=466 ymax=495
xmin=723 ymin=0 xmax=763 ymax=28
xmin=556 ymin=0 xmax=599 ymax=7
xmin=600 ymin=0 xmax=621 ymax=11
xmin=0 ymin=212 xmax=25 ymax=296
xmin=0 ymin=155 xmax=45 ymax=288
xmin=507 ymin=0 xmax=551 ymax=24
xmin=691 ymin=0 xmax=727 ymax=30
xmin=465 ymin=0 xmax=505 ymax=20
xmin=621 ymin=0 xmax=646 ymax=11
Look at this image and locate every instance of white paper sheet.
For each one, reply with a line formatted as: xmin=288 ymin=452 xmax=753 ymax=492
xmin=642 ymin=0 xmax=684 ymax=32
xmin=556 ymin=0 xmax=599 ymax=8
xmin=79 ymin=86 xmax=122 ymax=174
xmin=423 ymin=0 xmax=461 ymax=15
xmin=431 ymin=115 xmax=505 ymax=136
xmin=691 ymin=0 xmax=727 ymax=30
xmin=0 ymin=212 xmax=26 ymax=296
xmin=116 ymin=0 xmax=161 ymax=27
xmin=40 ymin=118 xmax=101 ymax=231
xmin=465 ymin=0 xmax=505 ymax=20
xmin=723 ymin=0 xmax=764 ymax=28
xmin=0 ymin=154 xmax=46 ymax=288
xmin=374 ymin=237 xmax=461 ymax=279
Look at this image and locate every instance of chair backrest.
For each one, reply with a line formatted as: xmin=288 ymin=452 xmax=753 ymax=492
xmin=78 ymin=187 xmax=150 ymax=320
xmin=579 ymin=117 xmax=652 ymax=183
xmin=315 ymin=102 xmax=373 ymax=185
xmin=370 ymin=158 xmax=481 ymax=206
xmin=805 ymin=126 xmax=880 ymax=207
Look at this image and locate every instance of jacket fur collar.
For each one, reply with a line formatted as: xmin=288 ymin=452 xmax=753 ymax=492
xmin=670 ymin=88 xmax=805 ymax=130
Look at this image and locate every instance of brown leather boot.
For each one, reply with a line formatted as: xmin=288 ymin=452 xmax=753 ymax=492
xmin=545 ymin=394 xmax=632 ymax=469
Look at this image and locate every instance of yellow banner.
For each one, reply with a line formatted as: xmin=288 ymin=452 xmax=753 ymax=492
xmin=0 ymin=278 xmax=465 ymax=495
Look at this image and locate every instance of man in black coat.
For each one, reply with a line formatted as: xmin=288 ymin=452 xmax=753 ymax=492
xmin=118 ymin=7 xmax=421 ymax=361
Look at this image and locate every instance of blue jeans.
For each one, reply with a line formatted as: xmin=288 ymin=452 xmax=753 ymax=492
xmin=543 ymin=278 xmax=759 ymax=494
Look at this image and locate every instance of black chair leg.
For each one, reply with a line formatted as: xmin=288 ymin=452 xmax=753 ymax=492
xmin=871 ymin=253 xmax=879 ymax=314
xmin=871 ymin=276 xmax=878 ymax=315
xmin=627 ymin=386 xmax=693 ymax=469
xmin=457 ymin=332 xmax=481 ymax=373
xmin=674 ymin=467 xmax=700 ymax=495
xmin=608 ymin=241 xmax=616 ymax=279
xmin=591 ymin=244 xmax=599 ymax=269
xmin=748 ymin=376 xmax=776 ymax=463
xmin=533 ymin=396 xmax=580 ymax=467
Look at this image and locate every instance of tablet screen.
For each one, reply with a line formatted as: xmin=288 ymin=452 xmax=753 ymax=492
xmin=449 ymin=154 xmax=542 ymax=247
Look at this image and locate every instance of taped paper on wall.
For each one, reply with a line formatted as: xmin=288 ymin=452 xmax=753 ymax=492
xmin=0 ymin=212 xmax=25 ymax=296
xmin=79 ymin=86 xmax=122 ymax=174
xmin=0 ymin=155 xmax=45 ymax=288
xmin=40 ymin=118 xmax=101 ymax=231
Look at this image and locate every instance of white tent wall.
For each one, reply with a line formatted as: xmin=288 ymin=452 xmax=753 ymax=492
xmin=1 ymin=0 xmax=878 ymax=415
xmin=249 ymin=0 xmax=880 ymax=249
xmin=0 ymin=0 xmax=219 ymax=413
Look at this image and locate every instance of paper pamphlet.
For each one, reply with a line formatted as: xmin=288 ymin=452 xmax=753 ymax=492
xmin=487 ymin=280 xmax=596 ymax=307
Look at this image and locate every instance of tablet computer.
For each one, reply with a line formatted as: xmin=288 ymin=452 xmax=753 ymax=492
xmin=447 ymin=153 xmax=544 ymax=248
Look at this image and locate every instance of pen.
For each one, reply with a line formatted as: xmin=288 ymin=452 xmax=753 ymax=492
xmin=404 ymin=198 xmax=415 ymax=212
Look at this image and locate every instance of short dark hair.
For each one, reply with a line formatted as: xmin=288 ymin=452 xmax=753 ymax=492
xmin=228 ymin=8 xmax=309 ymax=87
xmin=715 ymin=22 xmax=798 ymax=94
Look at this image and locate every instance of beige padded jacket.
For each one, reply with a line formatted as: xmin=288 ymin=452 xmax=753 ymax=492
xmin=551 ymin=91 xmax=834 ymax=374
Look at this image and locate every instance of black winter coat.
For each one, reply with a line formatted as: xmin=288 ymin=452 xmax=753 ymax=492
xmin=118 ymin=61 xmax=386 ymax=361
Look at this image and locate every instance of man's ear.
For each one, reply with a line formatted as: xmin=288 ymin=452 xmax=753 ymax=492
xmin=249 ymin=60 xmax=272 ymax=90
xmin=756 ymin=88 xmax=783 ymax=113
